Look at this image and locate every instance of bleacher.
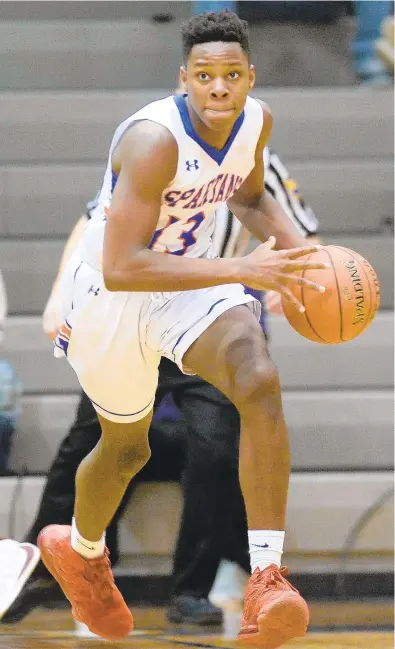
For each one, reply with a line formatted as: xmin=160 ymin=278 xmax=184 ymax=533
xmin=0 ymin=5 xmax=393 ymax=588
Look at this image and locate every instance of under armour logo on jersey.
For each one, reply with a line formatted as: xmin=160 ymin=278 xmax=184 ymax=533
xmin=186 ymin=159 xmax=199 ymax=171
xmin=88 ymin=285 xmax=100 ymax=296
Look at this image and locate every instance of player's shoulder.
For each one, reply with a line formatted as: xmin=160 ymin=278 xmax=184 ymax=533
xmin=120 ymin=119 xmax=176 ymax=150
xmin=252 ymin=97 xmax=273 ymax=125
xmin=113 ymin=120 xmax=177 ymax=186
xmin=122 ymin=123 xmax=177 ymax=175
xmin=117 ymin=96 xmax=179 ymax=160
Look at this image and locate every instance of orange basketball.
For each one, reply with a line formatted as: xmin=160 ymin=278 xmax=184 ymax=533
xmin=282 ymin=246 xmax=381 ymax=344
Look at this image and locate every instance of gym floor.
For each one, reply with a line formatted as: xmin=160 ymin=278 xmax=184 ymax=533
xmin=0 ymin=601 xmax=393 ymax=649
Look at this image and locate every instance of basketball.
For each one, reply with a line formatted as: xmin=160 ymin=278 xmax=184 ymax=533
xmin=282 ymin=246 xmax=381 ymax=344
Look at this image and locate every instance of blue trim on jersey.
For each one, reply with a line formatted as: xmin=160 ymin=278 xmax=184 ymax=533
xmin=173 ymin=94 xmax=245 ymax=166
xmin=73 ymin=264 xmax=82 ymax=283
xmin=206 ymin=297 xmax=227 ymax=315
xmin=54 ymin=339 xmax=69 ymax=357
xmin=171 ymin=297 xmax=229 ymax=360
xmin=71 ymin=263 xmax=82 ymax=310
xmin=88 ymin=395 xmax=155 ymax=418
xmin=172 ymin=329 xmax=189 ymax=361
xmin=111 ymin=170 xmax=118 ymax=193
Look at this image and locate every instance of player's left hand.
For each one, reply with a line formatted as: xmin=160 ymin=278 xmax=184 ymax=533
xmin=265 ymin=290 xmax=284 ymax=315
xmin=264 ymin=238 xmax=322 ymax=315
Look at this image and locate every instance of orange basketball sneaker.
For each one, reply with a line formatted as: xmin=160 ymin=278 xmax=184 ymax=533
xmin=37 ymin=525 xmax=133 ymax=640
xmin=237 ymin=564 xmax=309 ymax=649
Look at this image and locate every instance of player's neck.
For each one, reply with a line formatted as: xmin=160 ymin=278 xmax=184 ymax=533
xmin=186 ymin=100 xmax=234 ymax=151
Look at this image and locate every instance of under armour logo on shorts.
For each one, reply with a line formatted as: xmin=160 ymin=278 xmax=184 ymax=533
xmin=88 ymin=285 xmax=100 ymax=296
xmin=186 ymin=159 xmax=199 ymax=171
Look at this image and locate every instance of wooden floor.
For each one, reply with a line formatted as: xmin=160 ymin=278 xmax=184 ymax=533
xmin=0 ymin=604 xmax=393 ymax=649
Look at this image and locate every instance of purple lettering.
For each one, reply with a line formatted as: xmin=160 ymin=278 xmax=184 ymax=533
xmin=164 ymin=190 xmax=181 ymax=207
xmin=180 ymin=189 xmax=195 ymax=202
xmin=223 ymin=174 xmax=236 ymax=202
xmin=199 ymin=179 xmax=215 ymax=207
xmin=209 ymin=175 xmax=223 ymax=203
xmin=184 ymin=186 xmax=204 ymax=210
xmin=214 ymin=174 xmax=228 ymax=203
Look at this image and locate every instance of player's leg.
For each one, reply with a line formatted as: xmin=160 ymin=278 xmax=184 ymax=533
xmin=30 ymin=358 xmax=182 ymax=561
xmin=73 ymin=411 xmax=151 ymax=542
xmin=26 ymin=393 xmax=100 ymax=546
xmin=38 ymin=414 xmax=152 ymax=640
xmin=183 ymin=306 xmax=288 ymax=533
xmin=38 ymin=264 xmax=160 ymax=639
xmin=17 ymin=365 xmax=181 ymax=628
xmin=1 ymin=392 xmax=100 ymax=623
xmin=109 ymin=358 xmax=187 ymax=531
xmin=182 ymin=305 xmax=309 ymax=648
xmin=1 ymin=392 xmax=143 ymax=624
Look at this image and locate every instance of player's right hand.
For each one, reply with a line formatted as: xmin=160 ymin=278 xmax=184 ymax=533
xmin=42 ymin=290 xmax=63 ymax=341
xmin=241 ymin=237 xmax=329 ymax=313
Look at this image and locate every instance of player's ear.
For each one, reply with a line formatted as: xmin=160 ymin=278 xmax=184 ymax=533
xmin=179 ymin=65 xmax=187 ymax=91
xmin=248 ymin=64 xmax=256 ymax=90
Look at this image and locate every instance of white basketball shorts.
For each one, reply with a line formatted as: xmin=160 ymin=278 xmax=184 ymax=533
xmin=54 ymin=254 xmax=261 ymax=423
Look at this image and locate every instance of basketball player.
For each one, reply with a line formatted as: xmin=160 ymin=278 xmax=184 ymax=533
xmin=0 ymin=143 xmax=319 ymax=630
xmin=37 ymin=10 xmax=329 ymax=648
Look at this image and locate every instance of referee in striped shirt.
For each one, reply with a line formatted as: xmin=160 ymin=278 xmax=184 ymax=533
xmin=2 ymin=147 xmax=320 ymax=626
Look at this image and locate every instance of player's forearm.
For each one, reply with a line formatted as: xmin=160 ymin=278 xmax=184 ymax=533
xmin=104 ymin=248 xmax=243 ymax=292
xmin=229 ymin=191 xmax=307 ymax=250
xmin=52 ymin=215 xmax=88 ymax=291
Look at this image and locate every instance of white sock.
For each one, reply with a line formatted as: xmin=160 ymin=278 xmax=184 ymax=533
xmin=71 ymin=517 xmax=106 ymax=560
xmin=248 ymin=530 xmax=285 ymax=572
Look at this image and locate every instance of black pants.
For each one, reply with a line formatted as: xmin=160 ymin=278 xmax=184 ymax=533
xmin=26 ymin=358 xmax=249 ymax=598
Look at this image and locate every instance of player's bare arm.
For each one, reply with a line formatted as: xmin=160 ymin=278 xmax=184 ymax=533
xmin=103 ymin=121 xmax=242 ymax=292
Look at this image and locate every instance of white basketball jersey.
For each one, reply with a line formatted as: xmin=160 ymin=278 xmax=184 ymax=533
xmin=81 ymin=94 xmax=263 ymax=270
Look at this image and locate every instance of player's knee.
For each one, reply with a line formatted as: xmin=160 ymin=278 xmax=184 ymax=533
xmin=116 ymin=442 xmax=151 ymax=477
xmin=98 ymin=413 xmax=152 ymax=476
xmin=99 ymin=436 xmax=151 ymax=478
xmin=231 ymin=358 xmax=281 ymax=412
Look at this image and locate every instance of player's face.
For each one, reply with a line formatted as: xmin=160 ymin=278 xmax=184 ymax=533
xmin=180 ymin=41 xmax=255 ymax=132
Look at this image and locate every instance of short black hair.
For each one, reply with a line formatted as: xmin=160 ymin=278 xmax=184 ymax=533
xmin=181 ymin=9 xmax=250 ymax=61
